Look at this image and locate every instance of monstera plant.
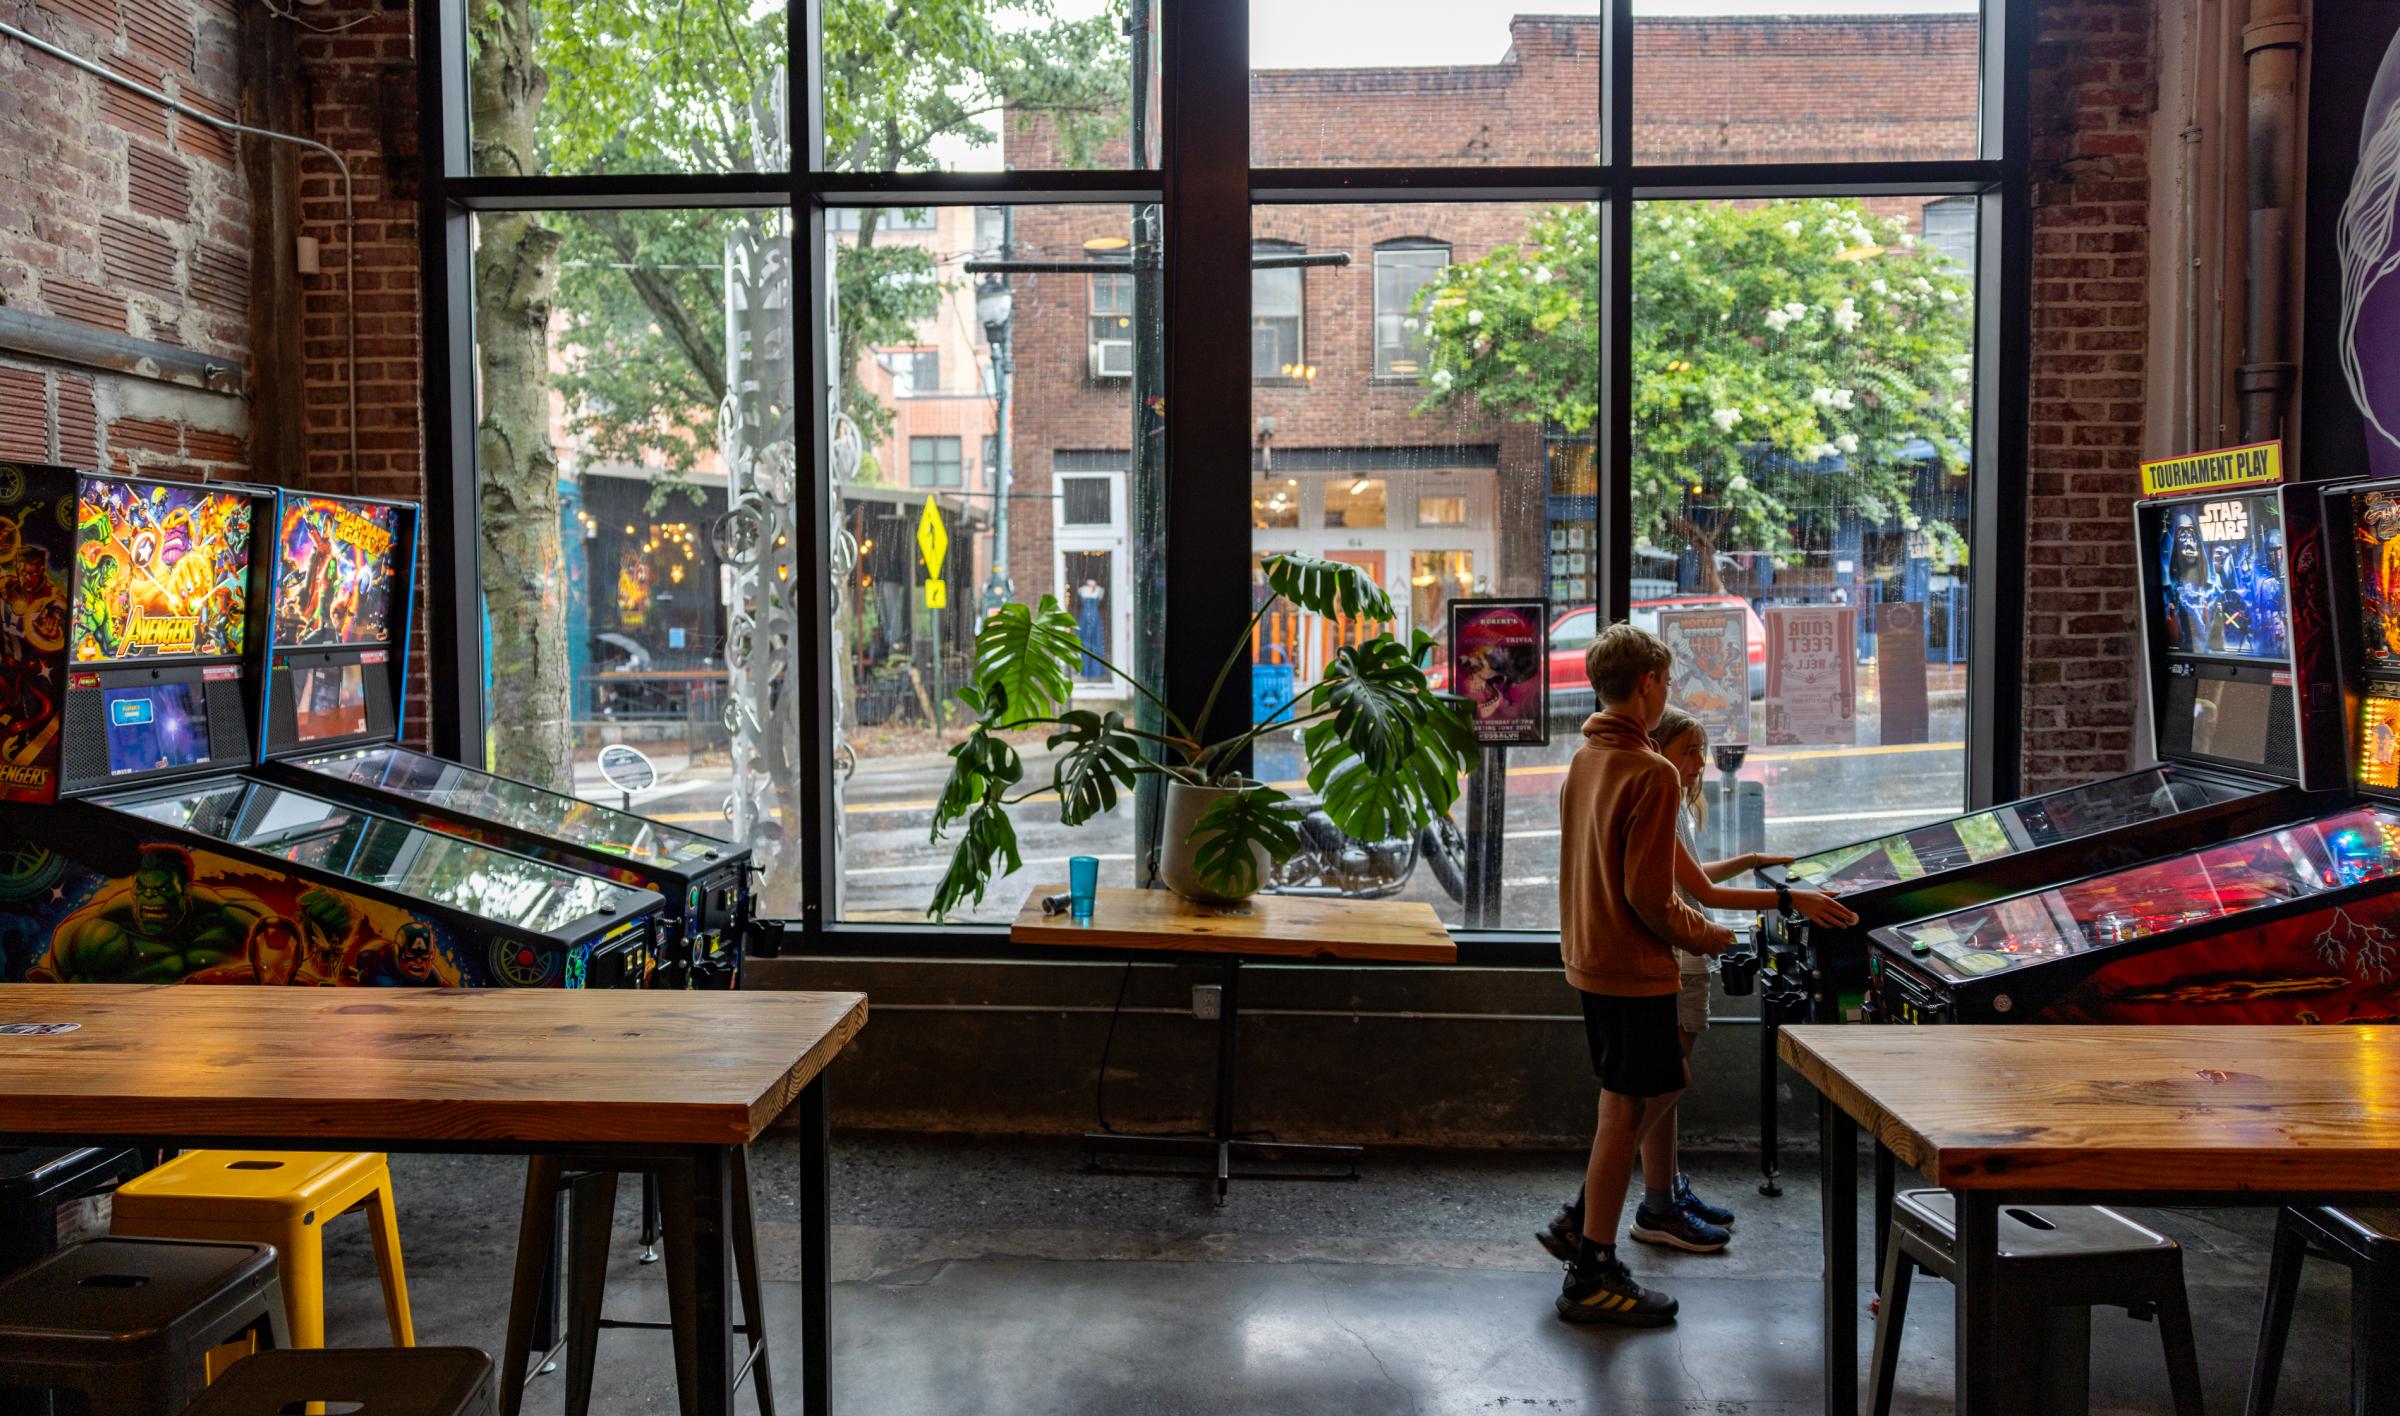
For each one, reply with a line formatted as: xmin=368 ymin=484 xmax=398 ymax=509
xmin=927 ymin=551 xmax=1475 ymax=917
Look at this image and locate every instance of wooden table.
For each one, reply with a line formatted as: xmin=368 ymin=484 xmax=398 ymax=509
xmin=0 ymin=985 xmax=866 ymax=1416
xmin=1781 ymin=1024 xmax=2400 ymax=1416
xmin=1013 ymin=887 xmax=1454 ymax=1201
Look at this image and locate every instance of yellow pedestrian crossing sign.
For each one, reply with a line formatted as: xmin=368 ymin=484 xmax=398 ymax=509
xmin=917 ymin=499 xmax=948 ymax=573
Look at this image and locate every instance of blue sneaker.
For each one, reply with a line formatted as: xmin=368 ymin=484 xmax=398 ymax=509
xmin=1674 ymin=1173 xmax=1736 ymax=1229
xmin=1629 ymin=1201 xmax=1729 ymax=1253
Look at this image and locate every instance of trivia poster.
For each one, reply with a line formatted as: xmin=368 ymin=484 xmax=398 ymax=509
xmin=1657 ymin=607 xmax=1749 ymax=747
xmin=1765 ymin=605 xmax=1856 ymax=747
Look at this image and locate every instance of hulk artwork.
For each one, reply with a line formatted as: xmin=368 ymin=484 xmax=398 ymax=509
xmin=28 ymin=845 xmax=345 ymax=984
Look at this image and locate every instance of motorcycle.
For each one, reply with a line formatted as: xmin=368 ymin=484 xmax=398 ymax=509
xmin=1264 ymin=796 xmax=1467 ymax=903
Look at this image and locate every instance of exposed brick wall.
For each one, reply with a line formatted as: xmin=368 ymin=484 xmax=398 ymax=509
xmin=0 ymin=0 xmax=249 ymax=470
xmin=287 ymin=0 xmax=428 ymax=746
xmin=2019 ymin=0 xmax=2155 ymax=792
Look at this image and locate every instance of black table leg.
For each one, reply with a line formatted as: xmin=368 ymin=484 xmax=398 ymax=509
xmin=1213 ymin=955 xmax=1241 ymax=1205
xmin=1954 ymin=1191 xmax=2002 ymax=1416
xmin=685 ymin=1145 xmax=733 ymax=1416
xmin=798 ymin=1075 xmax=833 ymax=1416
xmin=2358 ymin=1248 xmax=2399 ymax=1416
xmin=1873 ymin=1143 xmax=1895 ymax=1295
xmin=1759 ymin=989 xmax=1783 ymax=1197
xmin=1820 ymin=1096 xmax=1859 ymax=1416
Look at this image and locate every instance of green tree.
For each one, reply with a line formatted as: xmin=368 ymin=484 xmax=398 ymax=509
xmin=1417 ymin=198 xmax=1975 ymax=592
xmin=465 ymin=0 xmax=1130 ymax=787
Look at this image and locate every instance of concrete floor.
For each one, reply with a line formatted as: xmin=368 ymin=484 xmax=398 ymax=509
xmin=314 ymin=1136 xmax=2360 ymax=1414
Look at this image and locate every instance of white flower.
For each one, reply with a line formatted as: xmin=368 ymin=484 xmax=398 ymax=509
xmin=1831 ymin=298 xmax=1861 ymax=333
xmin=1900 ymin=232 xmax=1917 ymax=248
xmin=1466 ymin=308 xmax=1484 ymax=326
xmin=1724 ymin=472 xmax=1750 ymax=494
xmin=1836 ymin=432 xmax=1860 ymax=454
xmin=1431 ymin=368 xmax=1454 ymax=390
xmin=1912 ymin=277 xmax=1934 ymax=295
xmin=1938 ymin=287 xmax=1959 ymax=303
xmin=1668 ymin=250 xmax=1682 ymax=262
xmin=1784 ymin=301 xmax=1807 ymax=318
xmin=1533 ymin=266 xmax=1553 ymax=285
xmin=1764 ymin=309 xmax=1794 ymax=332
xmin=1810 ymin=386 xmax=1836 ymax=407
xmin=1831 ymin=387 xmax=1856 ymax=411
xmin=1950 ymin=363 xmax=1974 ymax=384
xmin=1950 ymin=398 xmax=1970 ymax=416
xmin=1808 ymin=442 xmax=1841 ymax=461
xmin=1848 ymin=223 xmax=1873 ymax=245
xmin=1710 ymin=407 xmax=1743 ymax=433
xmin=1782 ymin=221 xmax=1803 ymax=235
xmin=1871 ymin=279 xmax=1889 ymax=295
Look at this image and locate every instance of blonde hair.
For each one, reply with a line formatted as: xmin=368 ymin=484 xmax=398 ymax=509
xmin=1585 ymin=622 xmax=1671 ymax=705
xmin=1649 ymin=705 xmax=1708 ymax=830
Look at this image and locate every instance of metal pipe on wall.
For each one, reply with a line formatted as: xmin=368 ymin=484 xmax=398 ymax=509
xmin=2239 ymin=0 xmax=2309 ymax=444
xmin=0 ymin=19 xmax=361 ymax=492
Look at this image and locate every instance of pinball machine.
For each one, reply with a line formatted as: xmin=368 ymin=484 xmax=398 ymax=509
xmin=0 ymin=464 xmax=664 ymax=989
xmin=251 ymin=491 xmax=752 ymax=990
xmin=1740 ymin=483 xmax=2345 ymax=1188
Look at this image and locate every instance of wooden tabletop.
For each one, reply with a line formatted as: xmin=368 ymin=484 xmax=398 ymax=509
xmin=1780 ymin=1024 xmax=2400 ymax=1193
xmin=1011 ymin=887 xmax=1456 ymax=964
xmin=0 ymin=985 xmax=867 ymax=1148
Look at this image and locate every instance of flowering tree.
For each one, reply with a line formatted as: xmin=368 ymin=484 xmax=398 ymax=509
xmin=1417 ymin=198 xmax=1976 ymax=593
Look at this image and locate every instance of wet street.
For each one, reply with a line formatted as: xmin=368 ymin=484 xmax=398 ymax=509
xmin=591 ymin=688 xmax=1972 ymax=929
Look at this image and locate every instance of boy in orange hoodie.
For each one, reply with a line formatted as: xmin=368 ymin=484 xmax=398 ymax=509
xmin=1550 ymin=623 xmax=1734 ymax=1326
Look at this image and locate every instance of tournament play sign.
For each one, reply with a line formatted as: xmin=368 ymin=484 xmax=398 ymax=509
xmin=2139 ymin=440 xmax=2284 ymax=497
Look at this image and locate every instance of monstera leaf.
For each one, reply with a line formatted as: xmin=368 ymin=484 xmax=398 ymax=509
xmin=1189 ymin=786 xmax=1304 ymax=898
xmin=1261 ymin=550 xmax=1396 ymax=623
xmin=1302 ymin=633 xmax=1475 ymax=841
xmin=929 ymin=723 xmax=1023 ymax=841
xmin=1047 ymin=709 xmax=1142 ymax=828
xmin=972 ymin=597 xmax=1085 ymax=722
xmin=928 ymin=802 xmax=1024 ymax=920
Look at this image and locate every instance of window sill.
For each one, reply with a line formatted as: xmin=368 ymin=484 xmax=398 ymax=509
xmin=1367 ymin=376 xmax=1427 ymax=387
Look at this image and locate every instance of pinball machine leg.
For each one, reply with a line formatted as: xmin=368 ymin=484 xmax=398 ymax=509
xmin=1758 ymin=989 xmax=1783 ymax=1197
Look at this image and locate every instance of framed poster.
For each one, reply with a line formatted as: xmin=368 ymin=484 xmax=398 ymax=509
xmin=1657 ymin=606 xmax=1750 ymax=747
xmin=1765 ymin=604 xmax=1858 ymax=746
xmin=1448 ymin=598 xmax=1549 ymax=746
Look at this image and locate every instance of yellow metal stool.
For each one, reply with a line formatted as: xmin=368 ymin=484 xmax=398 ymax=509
xmin=107 ymin=1151 xmax=413 ymax=1350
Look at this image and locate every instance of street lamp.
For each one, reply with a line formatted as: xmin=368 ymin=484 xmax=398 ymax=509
xmin=977 ymin=273 xmax=1015 ymax=607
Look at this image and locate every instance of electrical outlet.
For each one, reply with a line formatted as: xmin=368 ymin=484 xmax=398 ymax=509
xmin=1191 ymin=984 xmax=1221 ymax=1020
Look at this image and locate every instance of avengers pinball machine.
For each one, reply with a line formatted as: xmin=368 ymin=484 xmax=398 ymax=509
xmin=1749 ymin=485 xmax=2341 ymax=1026
xmin=0 ymin=465 xmax=663 ymax=989
xmin=1861 ymin=479 xmax=2400 ymax=1028
xmin=253 ymin=492 xmax=752 ymax=990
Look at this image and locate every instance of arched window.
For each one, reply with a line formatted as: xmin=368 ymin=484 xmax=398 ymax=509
xmin=1372 ymin=239 xmax=1448 ymax=379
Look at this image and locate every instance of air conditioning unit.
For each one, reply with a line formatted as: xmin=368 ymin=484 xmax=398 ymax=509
xmin=1089 ymin=339 xmax=1134 ymax=379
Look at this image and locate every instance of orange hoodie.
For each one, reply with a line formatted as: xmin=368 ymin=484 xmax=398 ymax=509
xmin=1558 ymin=711 xmax=1733 ymax=995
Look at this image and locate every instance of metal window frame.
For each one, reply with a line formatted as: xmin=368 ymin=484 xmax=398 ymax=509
xmin=413 ymin=0 xmax=2032 ymax=961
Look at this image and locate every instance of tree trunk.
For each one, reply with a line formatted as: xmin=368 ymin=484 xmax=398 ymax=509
xmin=468 ymin=0 xmax=572 ymax=789
xmin=1668 ymin=514 xmax=1727 ymax=596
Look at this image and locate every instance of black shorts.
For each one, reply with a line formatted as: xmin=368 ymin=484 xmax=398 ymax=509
xmin=1579 ymin=990 xmax=1688 ymax=1098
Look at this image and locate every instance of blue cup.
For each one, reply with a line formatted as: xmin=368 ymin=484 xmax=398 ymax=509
xmin=1068 ymin=856 xmax=1100 ymax=921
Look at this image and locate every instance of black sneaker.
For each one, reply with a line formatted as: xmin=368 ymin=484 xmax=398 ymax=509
xmin=1673 ymin=1172 xmax=1736 ymax=1229
xmin=1536 ymin=1204 xmax=1581 ymax=1263
xmin=1629 ymin=1202 xmax=1730 ymax=1253
xmin=1556 ymin=1250 xmax=1679 ymax=1327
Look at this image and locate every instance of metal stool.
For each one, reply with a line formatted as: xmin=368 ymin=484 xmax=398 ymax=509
xmin=1867 ymin=1190 xmax=2203 ymax=1416
xmin=0 ymin=1146 xmax=147 ymax=1274
xmin=499 ymin=1150 xmax=774 ymax=1416
xmin=0 ymin=1237 xmax=290 ymax=1415
xmin=178 ymin=1346 xmax=496 ymax=1416
xmin=111 ymin=1150 xmax=414 ymax=1351
xmin=2245 ymin=1206 xmax=2400 ymax=1415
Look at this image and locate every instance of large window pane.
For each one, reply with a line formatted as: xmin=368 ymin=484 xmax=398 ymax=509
xmin=833 ymin=204 xmax=1164 ymax=923
xmin=1635 ymin=196 xmax=1976 ymax=863
xmin=1633 ymin=4 xmax=1981 ymax=165
xmin=470 ymin=206 xmax=798 ymax=898
xmin=1251 ymin=202 xmax=1586 ymax=930
xmin=465 ymin=0 xmax=790 ymax=177
xmin=1251 ymin=3 xmax=1600 ymax=167
xmin=818 ymin=0 xmax=1152 ymax=172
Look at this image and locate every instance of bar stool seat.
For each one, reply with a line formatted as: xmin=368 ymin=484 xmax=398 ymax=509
xmin=179 ymin=1346 xmax=496 ymax=1416
xmin=2246 ymin=1206 xmax=2400 ymax=1415
xmin=500 ymin=1150 xmax=773 ymax=1416
xmin=0 ymin=1146 xmax=147 ymax=1275
xmin=111 ymin=1150 xmax=413 ymax=1351
xmin=1867 ymin=1189 xmax=2203 ymax=1416
xmin=0 ymin=1236 xmax=290 ymax=1416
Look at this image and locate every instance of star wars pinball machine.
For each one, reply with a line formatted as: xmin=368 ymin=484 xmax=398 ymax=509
xmin=1738 ymin=483 xmax=2344 ymax=1190
xmin=252 ymin=491 xmax=751 ymax=989
xmin=1865 ymin=477 xmax=2400 ymax=1028
xmin=0 ymin=464 xmax=664 ymax=989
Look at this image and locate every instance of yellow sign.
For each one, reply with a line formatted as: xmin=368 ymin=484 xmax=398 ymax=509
xmin=924 ymin=578 xmax=947 ymax=609
xmin=2140 ymin=440 xmax=2283 ymax=497
xmin=916 ymin=499 xmax=948 ymax=572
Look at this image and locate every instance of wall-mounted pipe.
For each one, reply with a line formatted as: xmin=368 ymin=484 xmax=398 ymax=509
xmin=2239 ymin=0 xmax=2309 ymax=444
xmin=0 ymin=19 xmax=359 ymax=492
